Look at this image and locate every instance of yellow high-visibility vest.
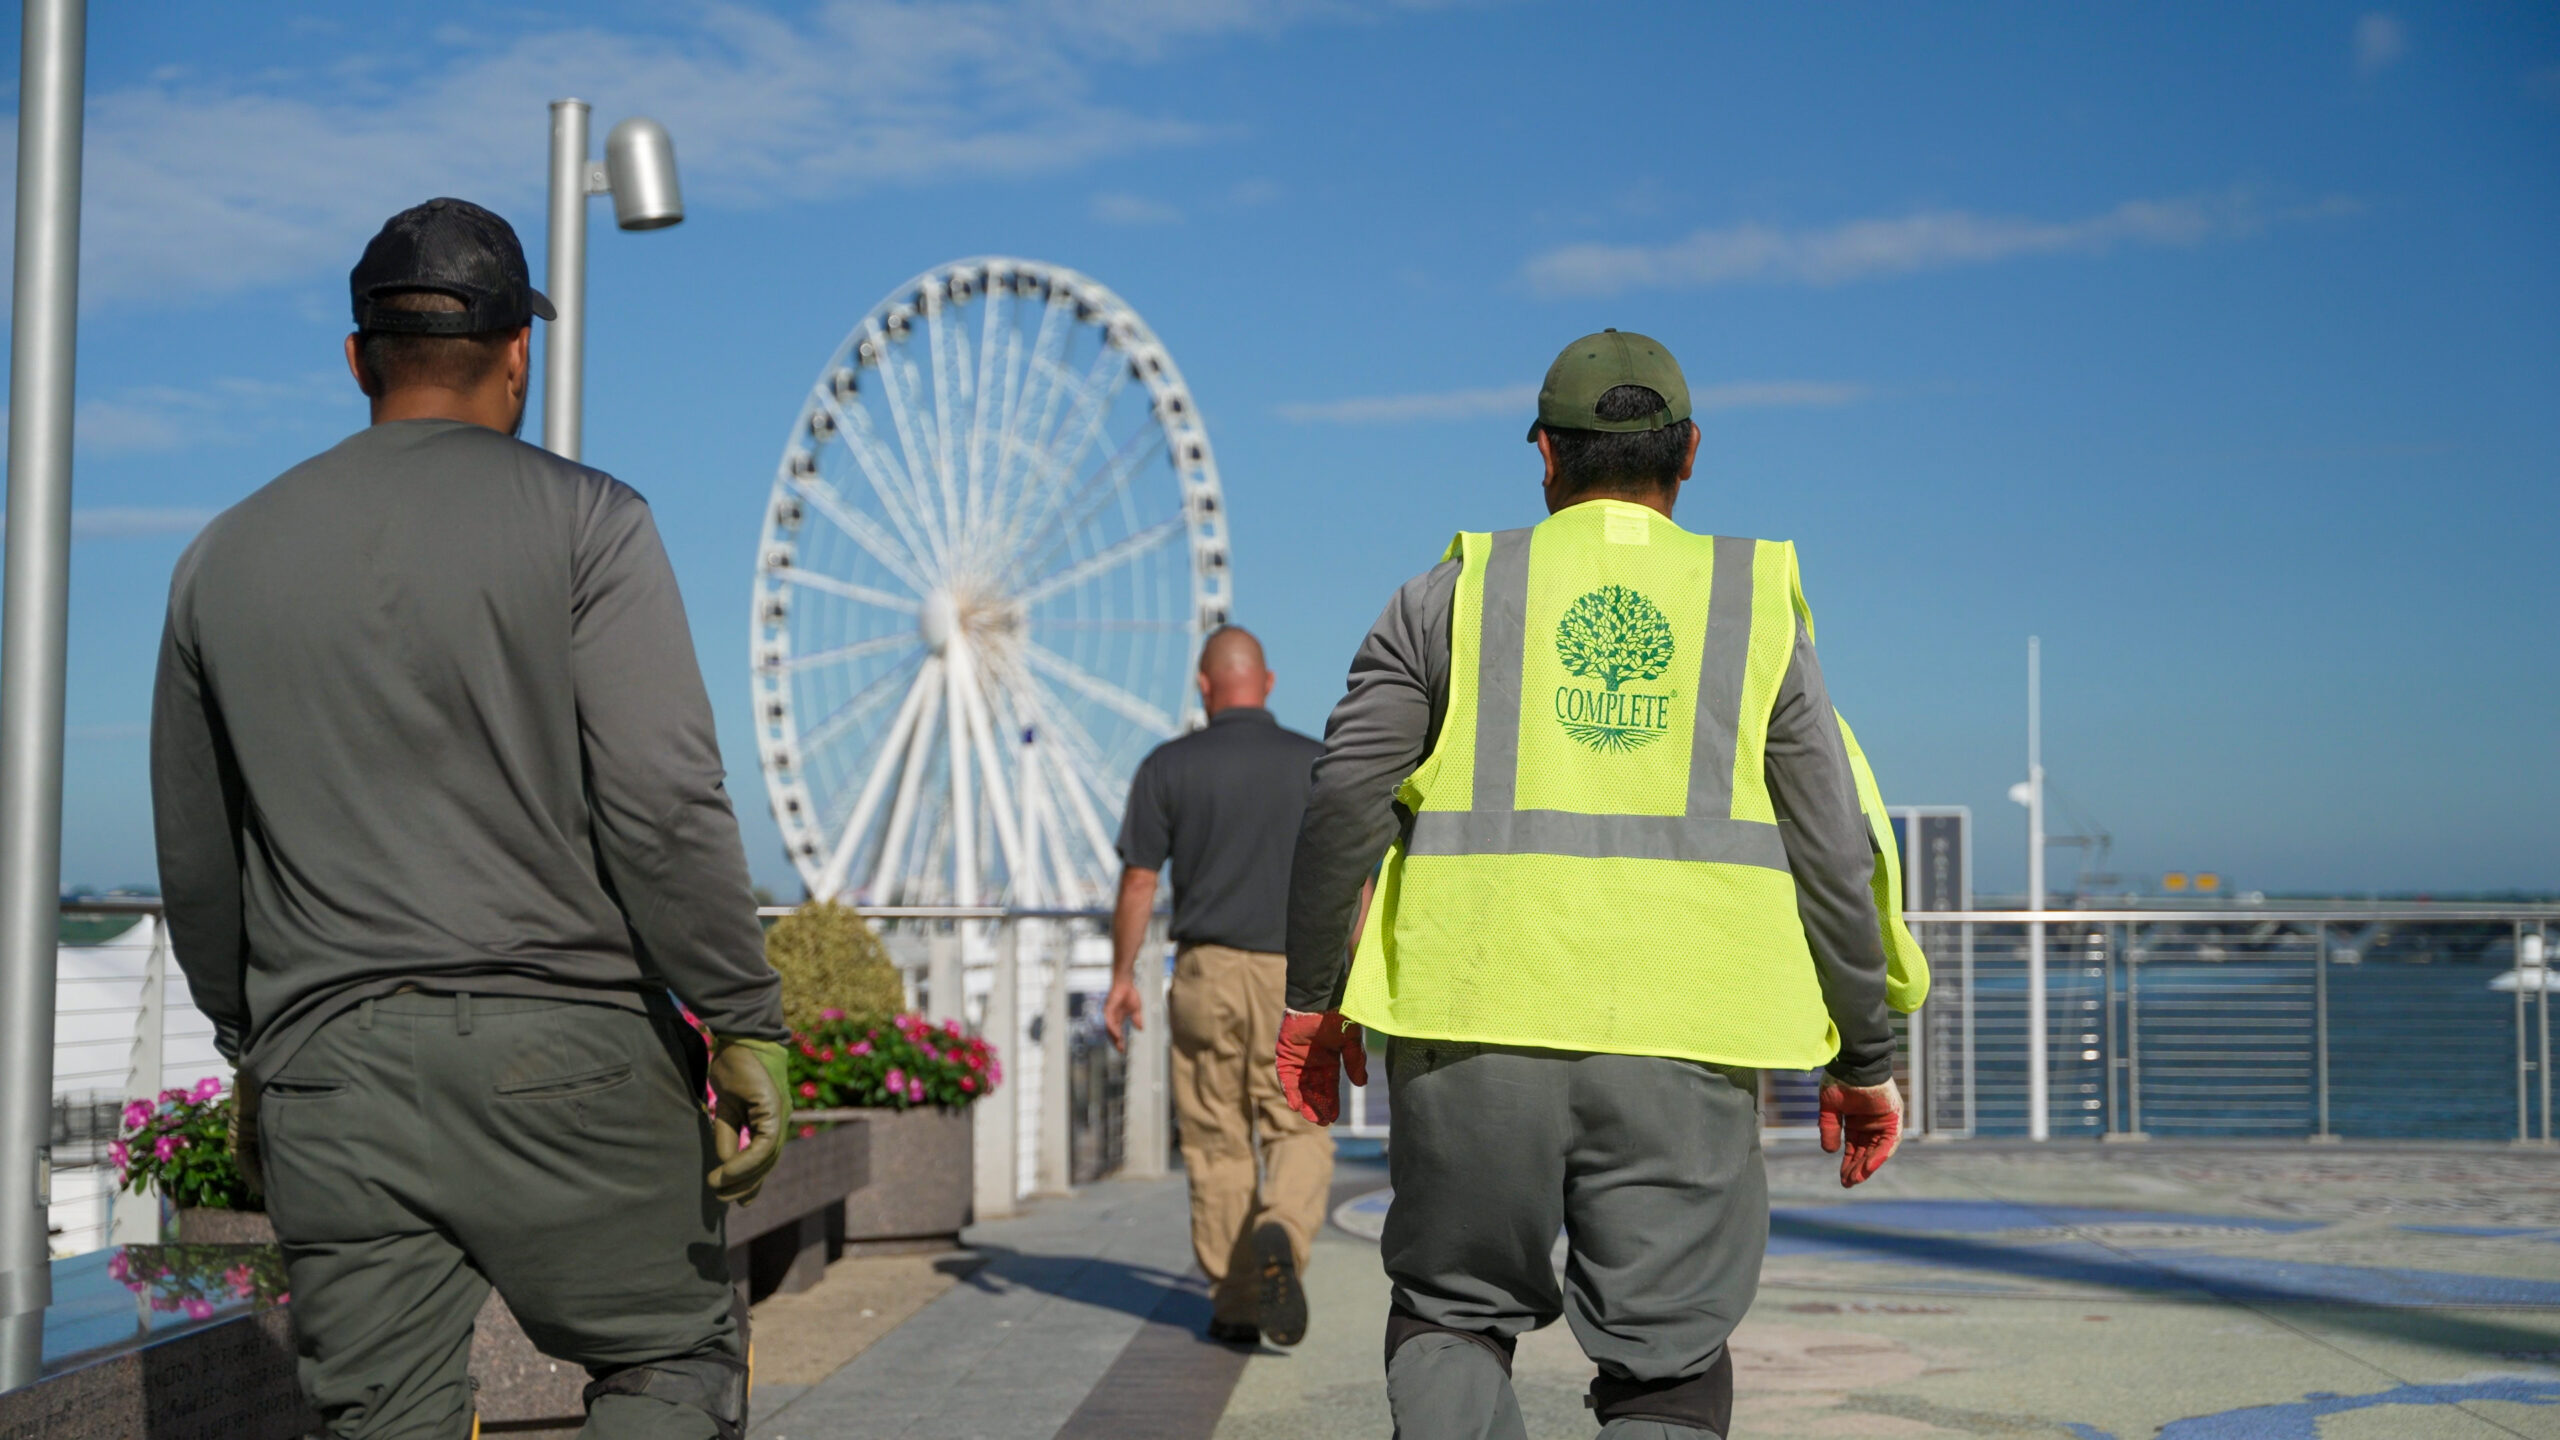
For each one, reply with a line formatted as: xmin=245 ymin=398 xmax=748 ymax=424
xmin=1342 ymin=499 xmax=1927 ymax=1067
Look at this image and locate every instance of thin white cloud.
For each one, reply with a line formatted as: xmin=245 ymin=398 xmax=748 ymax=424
xmin=1278 ymin=385 xmax=1533 ymax=424
xmin=1278 ymin=380 xmax=1865 ymax=424
xmin=1520 ymin=191 xmax=2352 ymax=297
xmin=1226 ymin=177 xmax=1283 ymax=208
xmin=73 ymin=508 xmax=216 ymax=539
xmin=1091 ymin=191 xmax=1183 ymax=225
xmin=4 ymin=373 xmax=358 ymax=455
xmin=0 ymin=2 xmax=1448 ymax=309
xmin=2355 ymin=13 xmax=2406 ymax=75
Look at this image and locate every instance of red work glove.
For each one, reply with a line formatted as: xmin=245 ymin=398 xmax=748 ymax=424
xmin=1275 ymin=1009 xmax=1368 ymax=1126
xmin=1818 ymin=1078 xmax=1903 ymax=1188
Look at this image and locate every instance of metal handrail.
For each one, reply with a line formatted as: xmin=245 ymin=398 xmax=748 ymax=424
xmin=65 ymin=897 xmax=2555 ymax=924
xmin=1901 ymin=906 xmax=2560 ymax=923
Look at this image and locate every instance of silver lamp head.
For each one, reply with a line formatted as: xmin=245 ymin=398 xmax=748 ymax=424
xmin=604 ymin=116 xmax=683 ymax=231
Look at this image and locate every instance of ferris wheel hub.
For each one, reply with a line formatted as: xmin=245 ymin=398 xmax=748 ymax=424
xmin=919 ymin=589 xmax=960 ymax=656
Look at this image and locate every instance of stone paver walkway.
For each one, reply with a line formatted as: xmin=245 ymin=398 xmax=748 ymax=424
xmin=757 ymin=1142 xmax=2560 ymax=1439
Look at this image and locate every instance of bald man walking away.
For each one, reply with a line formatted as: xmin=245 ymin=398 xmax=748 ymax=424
xmin=1104 ymin=627 xmax=1331 ymax=1346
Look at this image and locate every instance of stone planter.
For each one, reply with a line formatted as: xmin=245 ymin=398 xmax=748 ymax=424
xmin=170 ymin=1207 xmax=586 ymax=1429
xmin=827 ymin=1106 xmax=973 ymax=1250
xmin=176 ymin=1206 xmax=274 ymax=1244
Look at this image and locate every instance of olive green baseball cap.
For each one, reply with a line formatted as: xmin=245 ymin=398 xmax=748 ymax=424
xmin=1527 ymin=328 xmax=1691 ymax=440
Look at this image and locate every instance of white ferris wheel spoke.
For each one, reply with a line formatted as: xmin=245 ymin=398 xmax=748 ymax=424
xmin=783 ymin=632 xmax=912 ymax=674
xmin=995 ymin=309 xmax=1085 ymax=536
xmin=1037 ymin=706 xmax=1135 ymax=886
xmin=817 ymin=395 xmax=945 ymax=579
xmin=818 ymin=657 xmax=939 ymax=899
xmin=792 ymin=471 xmax=931 ymax=598
xmin=925 ymin=299 xmax=966 ymax=557
xmin=1015 ymin=516 xmax=1186 ymax=609
xmin=867 ymin=321 xmax=955 ymax=565
xmin=953 ymin=656 xmax=1030 ymax=895
xmin=962 ymin=280 xmax=1006 ymax=556
xmin=780 ymin=567 xmax=922 ymax=614
xmin=1006 ymin=346 xmax=1131 ymax=555
xmin=1011 ymin=425 xmax=1166 ymax=572
xmin=943 ymin=644 xmax=978 ymax=907
xmin=1025 ymin=643 xmax=1177 ymax=736
xmin=798 ymin=652 xmax=925 ymax=769
xmin=869 ymin=667 xmax=946 ymax=902
xmin=1009 ymin=681 xmax=1123 ymax=890
xmin=1032 ymin=619 xmax=1188 ymax=632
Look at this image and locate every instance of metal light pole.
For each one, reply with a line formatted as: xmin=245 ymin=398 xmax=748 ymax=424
xmin=2025 ymin=637 xmax=2049 ymax=1140
xmin=0 ymin=0 xmax=87 ymax=1387
xmin=541 ymin=101 xmax=683 ymax=461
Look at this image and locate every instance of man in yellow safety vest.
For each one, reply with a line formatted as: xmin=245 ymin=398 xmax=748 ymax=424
xmin=1276 ymin=330 xmax=1928 ymax=1440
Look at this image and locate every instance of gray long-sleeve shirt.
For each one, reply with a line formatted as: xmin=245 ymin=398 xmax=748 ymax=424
xmin=152 ymin=419 xmax=786 ymax=1084
xmin=1284 ymin=546 xmax=1898 ymax=1085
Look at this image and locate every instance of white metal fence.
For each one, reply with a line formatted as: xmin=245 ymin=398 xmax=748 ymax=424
xmin=56 ymin=899 xmax=2560 ymax=1258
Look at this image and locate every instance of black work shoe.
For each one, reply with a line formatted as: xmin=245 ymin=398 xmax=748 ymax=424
xmin=1206 ymin=1319 xmax=1261 ymax=1345
xmin=1251 ymin=1221 xmax=1308 ymax=1347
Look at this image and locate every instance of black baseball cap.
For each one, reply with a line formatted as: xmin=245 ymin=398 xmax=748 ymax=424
xmin=349 ymin=198 xmax=555 ymax=335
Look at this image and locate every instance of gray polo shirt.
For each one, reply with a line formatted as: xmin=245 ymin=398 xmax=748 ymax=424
xmin=1115 ymin=707 xmax=1325 ymax=955
xmin=151 ymin=418 xmax=787 ymax=1084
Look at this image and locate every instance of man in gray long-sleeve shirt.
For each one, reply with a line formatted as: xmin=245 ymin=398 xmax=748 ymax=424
xmin=152 ymin=199 xmax=787 ymax=1440
xmin=1275 ymin=331 xmax=1912 ymax=1440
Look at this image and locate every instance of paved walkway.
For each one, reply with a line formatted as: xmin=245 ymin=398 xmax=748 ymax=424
xmin=755 ymin=1142 xmax=2560 ymax=1439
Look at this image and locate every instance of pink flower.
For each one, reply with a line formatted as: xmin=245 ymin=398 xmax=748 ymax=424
xmin=108 ymin=1253 xmax=129 ymax=1281
xmin=192 ymin=1076 xmax=224 ymax=1103
xmin=943 ymin=1019 xmax=961 ymax=1037
xmin=959 ymin=1076 xmax=977 ymax=1094
xmin=121 ymin=1100 xmax=152 ymax=1131
xmin=820 ymin=1048 xmax=835 ymax=1063
xmin=107 ymin=1140 xmax=129 ymax=1170
xmin=798 ymin=1082 xmax=819 ymax=1100
xmin=916 ymin=1045 xmax=937 ymax=1063
xmin=850 ymin=1041 xmax=871 ymax=1057
xmin=884 ymin=1067 xmax=906 ymax=1092
xmin=153 ymin=1135 xmax=183 ymax=1161
xmin=821 ymin=1007 xmax=846 ymax=1021
xmin=907 ymin=1078 xmax=926 ymax=1103
xmin=182 ymin=1298 xmax=214 ymax=1320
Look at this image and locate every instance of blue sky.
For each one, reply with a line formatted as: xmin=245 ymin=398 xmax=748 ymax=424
xmin=10 ymin=1 xmax=2556 ymax=898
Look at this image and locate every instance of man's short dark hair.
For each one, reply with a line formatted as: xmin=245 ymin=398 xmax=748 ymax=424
xmin=1539 ymin=385 xmax=1696 ymax=501
xmin=355 ymin=291 xmax=514 ymax=395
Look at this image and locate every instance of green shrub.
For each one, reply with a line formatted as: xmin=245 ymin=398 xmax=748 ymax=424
xmin=764 ymin=900 xmax=905 ymax=1031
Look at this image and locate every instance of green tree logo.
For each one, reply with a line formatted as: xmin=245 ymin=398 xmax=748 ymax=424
xmin=1555 ymin=586 xmax=1674 ymax=692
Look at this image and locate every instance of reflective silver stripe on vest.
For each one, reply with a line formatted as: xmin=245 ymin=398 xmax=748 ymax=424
xmin=1684 ymin=535 xmax=1757 ymax=819
xmin=1407 ymin=810 xmax=1790 ymax=869
xmin=1468 ymin=528 xmax=1533 ymax=812
xmin=1441 ymin=525 xmax=1784 ymax=872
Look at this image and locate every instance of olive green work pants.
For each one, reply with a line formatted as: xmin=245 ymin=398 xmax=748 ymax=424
xmin=1169 ymin=944 xmax=1334 ymax=1325
xmin=259 ymin=993 xmax=739 ymax=1439
xmin=1379 ymin=1037 xmax=1765 ymax=1440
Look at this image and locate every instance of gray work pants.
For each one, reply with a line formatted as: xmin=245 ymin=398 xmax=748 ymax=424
xmin=260 ymin=994 xmax=740 ymax=1439
xmin=1379 ymin=1037 xmax=1765 ymax=1440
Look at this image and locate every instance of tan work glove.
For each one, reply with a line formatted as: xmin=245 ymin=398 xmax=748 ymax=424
xmin=707 ymin=1037 xmax=793 ymax=1205
xmin=228 ymin=1077 xmax=265 ymax=1203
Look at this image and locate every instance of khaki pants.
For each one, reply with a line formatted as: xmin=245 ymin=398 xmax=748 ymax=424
xmin=1168 ymin=944 xmax=1334 ymax=1323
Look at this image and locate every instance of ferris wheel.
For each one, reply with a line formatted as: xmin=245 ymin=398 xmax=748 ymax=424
xmin=753 ymin=258 xmax=1232 ymax=910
